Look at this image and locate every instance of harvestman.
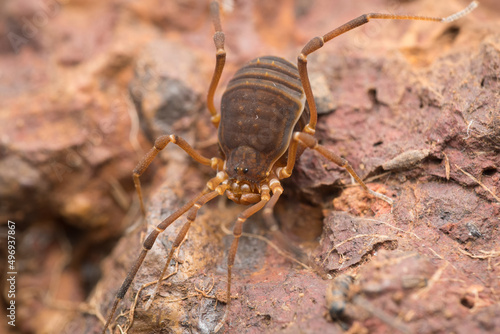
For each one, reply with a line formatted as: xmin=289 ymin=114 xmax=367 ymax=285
xmin=102 ymin=1 xmax=478 ymax=332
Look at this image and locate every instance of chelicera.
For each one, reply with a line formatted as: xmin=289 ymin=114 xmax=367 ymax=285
xmin=102 ymin=2 xmax=478 ymax=332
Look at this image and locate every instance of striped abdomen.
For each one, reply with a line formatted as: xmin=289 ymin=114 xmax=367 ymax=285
xmin=218 ymin=56 xmax=307 ymax=183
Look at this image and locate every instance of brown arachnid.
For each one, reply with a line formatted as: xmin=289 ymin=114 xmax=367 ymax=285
xmin=102 ymin=1 xmax=478 ymax=332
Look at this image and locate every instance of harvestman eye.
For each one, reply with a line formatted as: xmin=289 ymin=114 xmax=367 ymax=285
xmin=101 ymin=2 xmax=478 ymax=333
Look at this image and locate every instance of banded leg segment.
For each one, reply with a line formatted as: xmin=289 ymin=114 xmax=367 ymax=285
xmin=102 ymin=190 xmax=208 ymax=334
xmin=214 ymin=186 xmax=273 ymax=332
xmin=278 ymin=132 xmax=393 ymax=205
xmin=261 ymin=179 xmax=312 ymax=263
xmin=144 ymin=190 xmax=221 ymax=309
xmin=133 ymin=134 xmax=223 ymax=215
xmin=102 ymin=173 xmax=228 ymax=334
xmin=297 ymin=1 xmax=478 ymax=134
xmin=261 ymin=178 xmax=283 ymax=233
xmin=207 ymin=1 xmax=226 ymax=128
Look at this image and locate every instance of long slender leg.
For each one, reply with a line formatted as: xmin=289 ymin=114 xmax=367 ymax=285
xmin=278 ymin=132 xmax=393 ymax=205
xmin=261 ymin=179 xmax=312 ymax=264
xmin=143 ymin=190 xmax=221 ymax=309
xmin=206 ymin=1 xmax=226 ymax=128
xmin=262 ymin=178 xmax=303 ymax=255
xmin=102 ymin=172 xmax=228 ymax=334
xmin=214 ymin=186 xmax=273 ymax=332
xmin=133 ymin=134 xmax=224 ymax=215
xmin=261 ymin=178 xmax=283 ymax=234
xmin=102 ymin=191 xmax=206 ymax=334
xmin=297 ymin=1 xmax=478 ymax=134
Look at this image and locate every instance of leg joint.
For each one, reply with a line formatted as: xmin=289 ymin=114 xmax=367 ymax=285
xmin=211 ymin=115 xmax=221 ymax=127
xmin=214 ymin=31 xmax=225 ymax=49
xmin=303 ymin=124 xmax=315 ymax=135
xmin=154 ymin=135 xmax=172 ymax=150
xmin=294 ymin=132 xmax=317 ymax=148
xmin=277 ymin=167 xmax=291 ymax=179
xmin=143 ymin=231 xmax=159 ymax=250
xmin=300 ymin=36 xmax=325 ymax=57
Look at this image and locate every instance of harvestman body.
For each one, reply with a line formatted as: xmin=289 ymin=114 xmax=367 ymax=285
xmin=102 ymin=2 xmax=478 ymax=332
